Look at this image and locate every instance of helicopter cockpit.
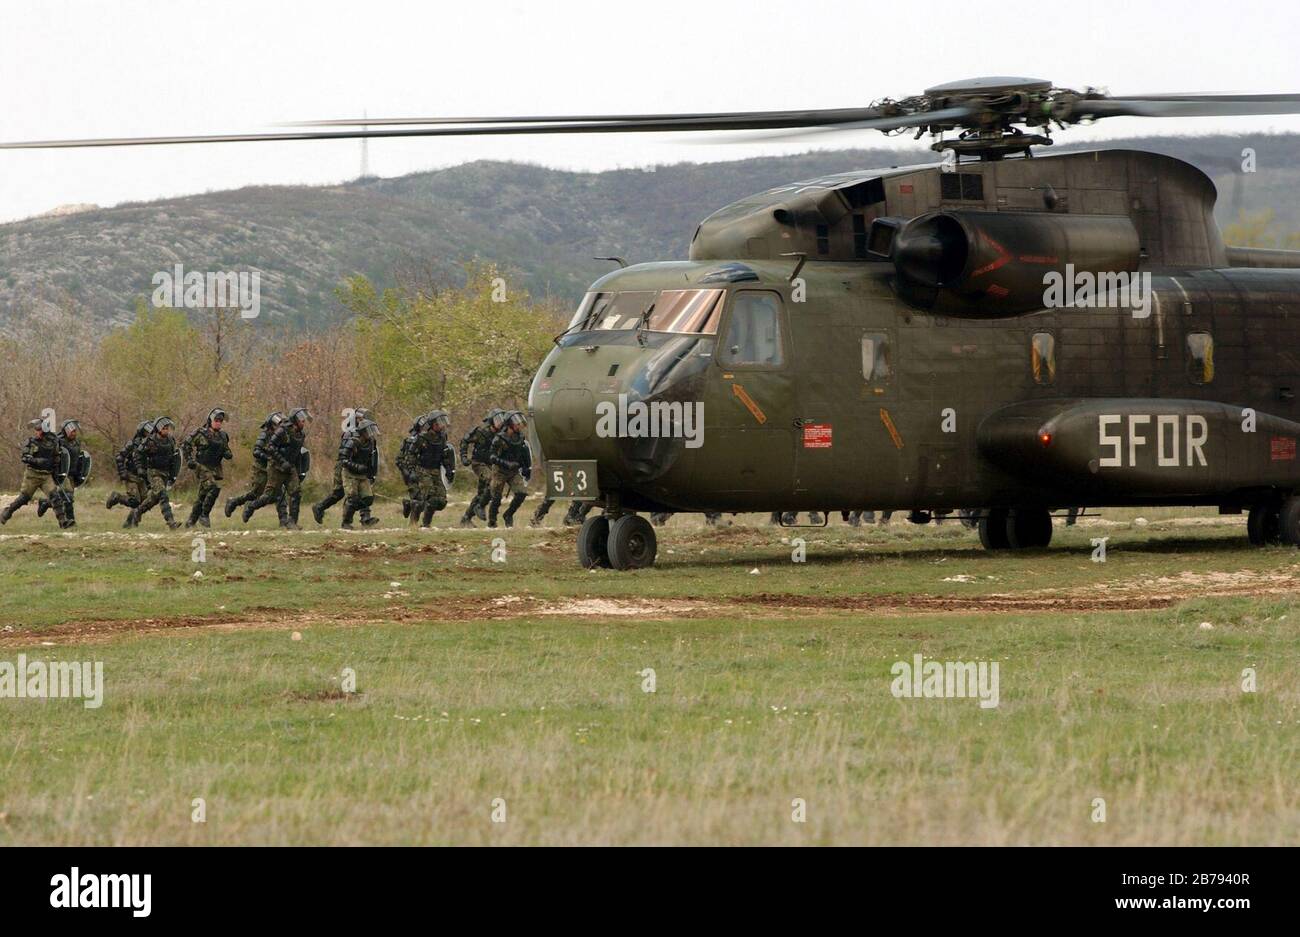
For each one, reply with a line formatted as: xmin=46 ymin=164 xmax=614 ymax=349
xmin=565 ymin=288 xmax=725 ymax=337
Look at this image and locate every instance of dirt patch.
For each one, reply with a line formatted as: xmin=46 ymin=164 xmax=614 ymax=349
xmin=536 ymin=598 xmax=717 ymax=617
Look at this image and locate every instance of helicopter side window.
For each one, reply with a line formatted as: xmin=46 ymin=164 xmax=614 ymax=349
xmin=719 ymin=291 xmax=785 ymax=367
xmin=1031 ymin=332 xmax=1056 ymax=385
xmin=1186 ymin=332 xmax=1214 ymax=385
xmin=861 ymin=333 xmax=892 ymax=382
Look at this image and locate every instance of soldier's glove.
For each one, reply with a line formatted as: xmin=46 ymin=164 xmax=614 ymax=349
xmin=222 ymin=449 xmax=233 ymax=461
xmin=446 ymin=471 xmax=456 ymax=485
xmin=187 ymin=461 xmax=198 ymax=471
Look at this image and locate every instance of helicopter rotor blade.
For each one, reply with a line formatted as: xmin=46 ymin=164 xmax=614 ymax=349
xmin=0 ymin=107 xmax=911 ymax=150
xmin=1075 ymin=93 xmax=1300 ymax=120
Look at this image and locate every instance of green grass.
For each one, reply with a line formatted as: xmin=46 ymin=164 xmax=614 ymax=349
xmin=1 ymin=491 xmax=1297 ymax=844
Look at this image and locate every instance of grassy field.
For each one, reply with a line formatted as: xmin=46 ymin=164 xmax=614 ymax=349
xmin=1 ymin=489 xmax=1298 ymax=845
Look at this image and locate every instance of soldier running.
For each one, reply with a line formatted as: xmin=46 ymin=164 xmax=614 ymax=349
xmin=242 ymin=407 xmax=311 ymax=528
xmin=407 ymin=410 xmax=456 ymax=528
xmin=37 ymin=419 xmax=88 ymax=528
xmin=1 ymin=417 xmax=71 ymax=528
xmin=182 ymin=408 xmax=234 ymax=527
xmin=458 ymin=408 xmax=506 ymax=527
xmin=338 ymin=417 xmax=380 ymax=529
xmin=487 ymin=411 xmax=532 ymax=528
xmin=128 ymin=417 xmax=183 ymax=529
xmin=312 ymin=408 xmax=379 ymax=526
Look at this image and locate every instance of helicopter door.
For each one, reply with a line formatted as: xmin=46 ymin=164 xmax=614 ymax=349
xmin=704 ymin=290 xmax=794 ymax=497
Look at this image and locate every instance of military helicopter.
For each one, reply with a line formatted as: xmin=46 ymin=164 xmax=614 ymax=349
xmin=9 ymin=77 xmax=1300 ymax=570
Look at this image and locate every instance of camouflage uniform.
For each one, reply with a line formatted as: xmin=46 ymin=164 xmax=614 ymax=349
xmin=487 ymin=413 xmax=532 ymax=528
xmin=242 ymin=408 xmax=310 ymax=528
xmin=225 ymin=413 xmax=282 ymax=518
xmin=312 ymin=409 xmax=377 ymax=526
xmin=338 ymin=420 xmax=379 ymax=529
xmin=408 ymin=415 xmax=455 ymax=527
xmin=1 ymin=422 xmax=70 ymax=527
xmin=458 ymin=409 xmax=506 ymax=526
xmin=37 ymin=420 xmax=87 ymax=528
xmin=107 ymin=422 xmax=152 ymax=518
xmin=129 ymin=419 xmax=182 ymax=529
xmin=183 ymin=409 xmax=233 ymax=527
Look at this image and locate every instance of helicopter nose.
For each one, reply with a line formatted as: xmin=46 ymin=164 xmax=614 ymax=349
xmin=549 ymin=387 xmax=597 ymax=441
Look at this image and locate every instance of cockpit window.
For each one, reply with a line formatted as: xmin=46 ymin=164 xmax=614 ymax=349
xmin=568 ymin=289 xmax=724 ymax=335
xmin=645 ymin=289 xmax=724 ymax=333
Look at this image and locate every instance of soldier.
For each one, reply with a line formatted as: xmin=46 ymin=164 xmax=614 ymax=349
xmin=530 ymin=498 xmax=593 ymax=527
xmin=107 ymin=420 xmax=153 ymax=520
xmin=225 ymin=412 xmax=284 ymax=519
xmin=242 ymin=407 xmax=311 ymax=528
xmin=458 ymin=408 xmax=507 ymax=527
xmin=487 ymin=411 xmax=532 ymax=528
xmin=182 ymin=408 xmax=233 ymax=528
xmin=128 ymin=417 xmax=183 ymax=529
xmin=1 ymin=417 xmax=71 ymax=527
xmin=394 ymin=414 xmax=426 ymax=521
xmin=338 ymin=418 xmax=381 ymax=529
xmin=407 ymin=410 xmax=456 ymax=528
xmin=312 ymin=408 xmax=379 ymax=526
xmin=37 ymin=419 xmax=89 ymax=528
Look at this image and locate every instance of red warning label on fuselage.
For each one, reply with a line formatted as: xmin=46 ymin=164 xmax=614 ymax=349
xmin=803 ymin=424 xmax=832 ymax=448
xmin=1271 ymin=436 xmax=1296 ymax=461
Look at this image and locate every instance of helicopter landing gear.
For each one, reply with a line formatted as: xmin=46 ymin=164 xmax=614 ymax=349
xmin=1006 ymin=507 xmax=1053 ymax=549
xmin=1276 ymin=495 xmax=1300 ymax=546
xmin=607 ymin=515 xmax=657 ymax=570
xmin=576 ymin=512 xmax=658 ymax=570
xmin=978 ymin=508 xmax=1010 ymax=550
xmin=979 ymin=507 xmax=1052 ymax=550
xmin=1248 ymin=499 xmax=1283 ymax=546
xmin=577 ymin=515 xmax=612 ymax=569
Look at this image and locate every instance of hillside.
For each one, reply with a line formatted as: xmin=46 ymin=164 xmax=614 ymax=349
xmin=2 ymin=134 xmax=1299 ymax=335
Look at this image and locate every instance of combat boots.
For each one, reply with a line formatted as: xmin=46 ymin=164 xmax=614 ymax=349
xmin=36 ymin=499 xmax=50 ymax=517
xmin=340 ymin=496 xmax=358 ymax=529
xmin=184 ymin=497 xmax=204 ymax=528
xmin=487 ymin=496 xmax=501 ymax=528
xmin=502 ymin=492 xmax=526 ymax=529
xmin=199 ymin=488 xmax=220 ymax=527
xmin=0 ymin=493 xmax=30 ymax=525
xmin=158 ymin=494 xmax=182 ymax=530
xmin=313 ymin=487 xmax=343 ymax=524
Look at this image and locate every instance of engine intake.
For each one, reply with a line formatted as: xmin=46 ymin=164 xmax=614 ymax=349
xmin=876 ymin=209 xmax=1141 ymax=316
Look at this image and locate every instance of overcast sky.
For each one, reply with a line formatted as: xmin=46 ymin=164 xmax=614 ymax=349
xmin=1 ymin=0 xmax=1299 ymax=223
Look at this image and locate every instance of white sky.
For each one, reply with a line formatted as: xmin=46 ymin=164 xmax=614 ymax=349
xmin=2 ymin=0 xmax=1299 ymax=222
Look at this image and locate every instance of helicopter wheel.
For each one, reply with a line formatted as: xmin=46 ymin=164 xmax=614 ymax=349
xmin=1005 ymin=507 xmax=1053 ymax=549
xmin=1248 ymin=501 xmax=1282 ymax=545
xmin=577 ymin=515 xmax=612 ymax=569
xmin=1277 ymin=496 xmax=1300 ymax=547
xmin=607 ymin=515 xmax=658 ymax=570
xmin=978 ymin=508 xmax=1010 ymax=550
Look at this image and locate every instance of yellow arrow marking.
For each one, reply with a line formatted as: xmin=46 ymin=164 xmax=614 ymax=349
xmin=879 ymin=408 xmax=904 ymax=449
xmin=731 ymin=383 xmax=767 ymax=425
